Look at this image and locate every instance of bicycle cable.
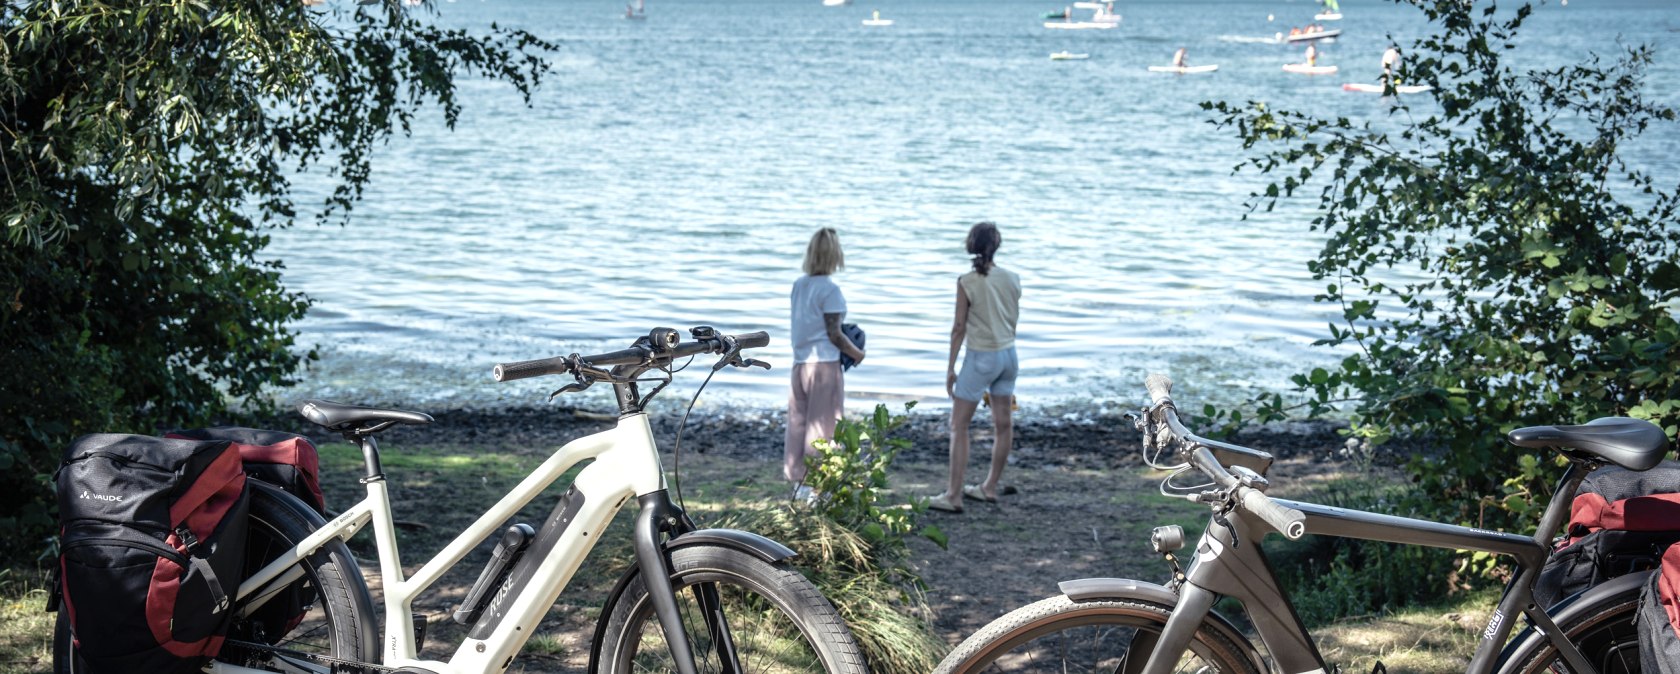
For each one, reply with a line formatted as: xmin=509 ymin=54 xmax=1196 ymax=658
xmin=670 ymin=357 xmax=717 ymax=519
xmin=1160 ymin=466 xmax=1216 ymax=499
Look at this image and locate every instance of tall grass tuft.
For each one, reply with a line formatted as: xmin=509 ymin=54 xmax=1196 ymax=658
xmin=712 ymin=402 xmax=947 ymax=674
xmin=717 ymin=507 xmax=945 ymax=674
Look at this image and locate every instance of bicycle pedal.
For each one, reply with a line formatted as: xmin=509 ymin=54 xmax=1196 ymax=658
xmin=413 ymin=612 xmax=428 ymax=651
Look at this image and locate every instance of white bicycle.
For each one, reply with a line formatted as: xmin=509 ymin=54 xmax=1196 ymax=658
xmin=56 ymin=327 xmax=867 ymax=674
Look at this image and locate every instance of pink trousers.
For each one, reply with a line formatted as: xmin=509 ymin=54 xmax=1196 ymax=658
xmin=785 ymin=361 xmax=843 ymax=483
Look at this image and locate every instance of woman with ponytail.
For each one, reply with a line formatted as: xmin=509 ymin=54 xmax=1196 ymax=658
xmin=929 ymin=222 xmax=1022 ymax=513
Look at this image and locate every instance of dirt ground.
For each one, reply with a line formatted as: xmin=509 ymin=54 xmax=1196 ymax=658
xmin=279 ymin=403 xmax=1369 ymax=672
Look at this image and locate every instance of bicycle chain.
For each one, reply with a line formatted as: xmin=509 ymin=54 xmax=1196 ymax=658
xmin=220 ymin=639 xmax=399 ymax=674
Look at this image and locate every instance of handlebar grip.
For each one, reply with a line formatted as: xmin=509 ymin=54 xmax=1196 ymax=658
xmin=492 ymin=356 xmax=570 ymax=382
xmin=1144 ymin=373 xmax=1175 ymax=407
xmin=1239 ymin=488 xmax=1307 ymax=540
xmin=735 ymin=331 xmax=770 ymax=350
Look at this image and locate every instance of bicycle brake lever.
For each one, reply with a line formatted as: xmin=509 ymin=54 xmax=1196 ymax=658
xmin=733 ymin=358 xmax=771 ymax=370
xmin=548 ymin=380 xmax=592 ymax=401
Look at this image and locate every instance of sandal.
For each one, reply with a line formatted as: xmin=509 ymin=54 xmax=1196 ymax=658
xmin=962 ymin=484 xmax=997 ymax=503
xmin=925 ymin=493 xmax=964 ymax=513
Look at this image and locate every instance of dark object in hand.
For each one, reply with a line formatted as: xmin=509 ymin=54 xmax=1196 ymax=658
xmin=840 ymin=323 xmax=866 ymax=371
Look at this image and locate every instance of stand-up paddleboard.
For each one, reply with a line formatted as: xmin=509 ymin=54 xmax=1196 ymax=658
xmin=1283 ymin=29 xmax=1341 ymax=42
xmin=1148 ymin=64 xmax=1219 ymax=73
xmin=1044 ymin=21 xmax=1115 ymax=29
xmin=1342 ymin=82 xmax=1433 ymax=93
xmin=1283 ymin=63 xmax=1338 ymax=75
xmin=1314 ymin=12 xmax=1342 ymax=20
xmin=862 ymin=18 xmax=893 ymax=25
xmin=823 ymin=0 xmax=850 ymax=6
xmin=1051 ymin=51 xmax=1091 ymax=60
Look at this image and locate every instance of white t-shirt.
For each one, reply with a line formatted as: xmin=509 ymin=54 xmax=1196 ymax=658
xmin=790 ymin=275 xmax=847 ymax=363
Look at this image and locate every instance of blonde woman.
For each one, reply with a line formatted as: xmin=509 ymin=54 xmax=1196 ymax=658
xmin=930 ymin=222 xmax=1021 ymax=513
xmin=786 ymin=228 xmax=866 ymax=498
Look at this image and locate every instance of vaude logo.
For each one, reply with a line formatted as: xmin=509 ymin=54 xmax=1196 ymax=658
xmin=79 ymin=490 xmax=123 ymax=503
xmin=1482 ymin=610 xmax=1504 ymax=641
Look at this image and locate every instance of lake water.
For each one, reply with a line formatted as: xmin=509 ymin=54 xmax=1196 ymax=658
xmin=270 ymin=0 xmax=1680 ymax=414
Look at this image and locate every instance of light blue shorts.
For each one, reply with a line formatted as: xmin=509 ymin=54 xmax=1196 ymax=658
xmin=953 ymin=346 xmax=1018 ymax=403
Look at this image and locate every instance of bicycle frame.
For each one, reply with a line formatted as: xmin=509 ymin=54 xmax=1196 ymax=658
xmin=209 ymin=411 xmax=700 ymax=674
xmin=1137 ymin=463 xmax=1601 ymax=674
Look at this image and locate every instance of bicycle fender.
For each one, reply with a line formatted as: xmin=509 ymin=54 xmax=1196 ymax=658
xmin=1493 ymin=569 xmax=1654 ymax=674
xmin=1057 ymin=578 xmax=1268 ymax=674
xmin=665 ymin=528 xmax=797 ymax=563
xmin=1059 ymin=578 xmax=1179 ymax=605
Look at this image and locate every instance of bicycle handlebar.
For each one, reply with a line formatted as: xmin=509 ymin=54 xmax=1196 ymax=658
xmin=492 ymin=329 xmax=770 ymax=383
xmin=1143 ymin=373 xmax=1306 ymax=540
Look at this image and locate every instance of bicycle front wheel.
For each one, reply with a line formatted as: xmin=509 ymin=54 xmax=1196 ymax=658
xmin=934 ymin=594 xmax=1263 ymax=674
xmin=593 ymin=544 xmax=868 ymax=674
xmin=1498 ymin=581 xmax=1644 ymax=674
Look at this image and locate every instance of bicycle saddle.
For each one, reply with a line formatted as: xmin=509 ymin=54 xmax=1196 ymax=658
xmin=297 ymin=399 xmax=434 ymax=433
xmin=1508 ymin=417 xmax=1671 ymax=471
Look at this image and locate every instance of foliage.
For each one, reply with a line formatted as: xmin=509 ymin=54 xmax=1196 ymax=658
xmin=805 ymin=402 xmax=947 ymax=560
xmin=717 ymin=508 xmax=946 ymax=674
xmin=1267 ymin=477 xmax=1462 ymax=624
xmin=1206 ymin=0 xmax=1680 ymax=532
xmin=713 ymin=402 xmax=950 ymax=674
xmin=0 ymin=1 xmax=554 ymax=560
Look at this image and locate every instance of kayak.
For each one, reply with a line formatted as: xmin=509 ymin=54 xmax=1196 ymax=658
xmin=1314 ymin=12 xmax=1342 ymax=20
xmin=1051 ymin=51 xmax=1091 ymax=60
xmin=1283 ymin=29 xmax=1341 ymax=42
xmin=862 ymin=18 xmax=893 ymax=25
xmin=1148 ymin=64 xmax=1219 ymax=73
xmin=1342 ymin=82 xmax=1433 ymax=93
xmin=1282 ymin=63 xmax=1338 ymax=75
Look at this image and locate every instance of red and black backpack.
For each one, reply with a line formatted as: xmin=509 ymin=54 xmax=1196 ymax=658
xmin=1534 ymin=460 xmax=1680 ymax=609
xmin=56 ymin=433 xmax=249 ymax=673
xmin=1638 ymin=544 xmax=1680 ymax=674
xmin=165 ymin=426 xmax=326 ymax=641
xmin=165 ymin=426 xmax=324 ymax=515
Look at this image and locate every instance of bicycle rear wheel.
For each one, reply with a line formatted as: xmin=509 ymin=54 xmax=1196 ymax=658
xmin=1498 ymin=581 xmax=1644 ymax=674
xmin=593 ymin=544 xmax=868 ymax=674
xmin=934 ymin=594 xmax=1263 ymax=674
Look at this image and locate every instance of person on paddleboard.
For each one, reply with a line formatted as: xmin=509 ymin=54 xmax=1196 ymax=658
xmin=1382 ymin=46 xmax=1401 ymax=82
xmin=1173 ymin=48 xmax=1188 ymax=68
xmin=1305 ymin=43 xmax=1318 ymax=67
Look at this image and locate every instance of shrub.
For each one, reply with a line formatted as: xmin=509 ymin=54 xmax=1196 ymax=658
xmin=0 ymin=1 xmax=554 ymax=560
xmin=1208 ymin=0 xmax=1679 ymax=538
xmin=716 ymin=403 xmax=948 ymax=674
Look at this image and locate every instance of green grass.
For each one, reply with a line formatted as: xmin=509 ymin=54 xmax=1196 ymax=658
xmin=1313 ymin=588 xmax=1502 ymax=674
xmin=0 ymin=569 xmax=52 ymax=674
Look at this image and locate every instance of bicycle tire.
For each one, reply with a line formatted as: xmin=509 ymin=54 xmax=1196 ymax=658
xmin=55 ymin=481 xmax=377 ymax=673
xmin=933 ymin=594 xmax=1263 ymax=674
xmin=1498 ymin=580 xmax=1645 ymax=674
xmin=593 ymin=544 xmax=869 ymax=674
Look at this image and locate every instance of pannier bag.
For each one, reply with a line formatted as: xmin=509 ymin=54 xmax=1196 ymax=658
xmin=166 ymin=427 xmax=325 ymax=642
xmin=1533 ymin=460 xmax=1680 ymax=609
xmin=166 ymin=426 xmax=325 ymax=515
xmin=57 ymin=434 xmax=249 ymax=673
xmin=1638 ymin=544 xmax=1680 ymax=674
